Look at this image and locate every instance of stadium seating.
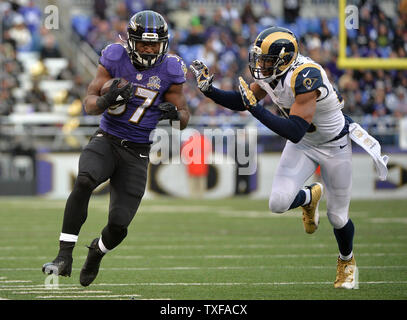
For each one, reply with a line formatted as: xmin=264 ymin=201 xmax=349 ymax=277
xmin=0 ymin=0 xmax=406 ymax=150
xmin=67 ymin=0 xmax=406 ymax=122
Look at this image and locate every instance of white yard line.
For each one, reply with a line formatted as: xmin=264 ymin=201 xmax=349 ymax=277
xmin=0 ymin=287 xmax=89 ymax=291
xmin=1 ymin=280 xmax=406 ymax=298
xmin=13 ymin=291 xmax=111 ymax=294
xmin=0 ymin=246 xmax=38 ymax=251
xmin=118 ymin=234 xmax=407 ymax=242
xmin=141 ymin=205 xmax=232 ymax=213
xmin=138 ymin=298 xmax=171 ymax=300
xmin=111 ymin=252 xmax=407 ymax=259
xmin=118 ymin=243 xmax=406 ymax=249
xmin=369 ymin=218 xmax=407 ymax=224
xmin=218 ymin=210 xmax=370 ymax=218
xmin=1 ymin=265 xmax=406 ymax=274
xmin=102 ymin=265 xmax=407 ymax=271
xmin=1 ymin=241 xmax=404 ymax=259
xmin=35 ymin=294 xmax=140 ymax=299
xmin=90 ymin=281 xmax=407 ymax=287
xmin=0 ymin=284 xmax=77 ymax=289
xmin=0 ymin=257 xmax=49 ymax=260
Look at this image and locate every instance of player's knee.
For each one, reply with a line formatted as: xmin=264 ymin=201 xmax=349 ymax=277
xmin=327 ymin=212 xmax=348 ymax=229
xmin=75 ymin=174 xmax=98 ymax=192
xmin=269 ymin=192 xmax=290 ymax=214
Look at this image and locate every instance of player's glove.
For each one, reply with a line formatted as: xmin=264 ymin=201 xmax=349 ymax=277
xmin=238 ymin=76 xmax=257 ymax=109
xmin=158 ymin=102 xmax=179 ymax=121
xmin=96 ymin=79 xmax=134 ymax=111
xmin=189 ymin=60 xmax=214 ymax=93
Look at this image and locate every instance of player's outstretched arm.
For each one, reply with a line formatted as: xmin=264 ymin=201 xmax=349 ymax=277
xmin=162 ymin=83 xmax=190 ymax=130
xmin=239 ymin=77 xmax=316 ymax=143
xmin=189 ymin=60 xmax=266 ymax=111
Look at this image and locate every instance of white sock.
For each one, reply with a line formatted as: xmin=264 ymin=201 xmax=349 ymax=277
xmin=339 ymin=251 xmax=353 ymax=261
xmin=303 ymin=188 xmax=311 ymax=206
xmin=59 ymin=233 xmax=78 ymax=243
xmin=98 ymin=238 xmax=110 ymax=254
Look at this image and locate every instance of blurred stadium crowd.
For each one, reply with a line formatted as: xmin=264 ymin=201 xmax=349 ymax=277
xmin=0 ymin=1 xmax=88 ymax=116
xmin=1 ymin=0 xmax=407 ymax=124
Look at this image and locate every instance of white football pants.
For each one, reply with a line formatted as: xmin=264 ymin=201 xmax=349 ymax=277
xmin=269 ymin=135 xmax=352 ymax=229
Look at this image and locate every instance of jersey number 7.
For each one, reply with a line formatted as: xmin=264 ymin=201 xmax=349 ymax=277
xmin=107 ymin=86 xmax=158 ymax=124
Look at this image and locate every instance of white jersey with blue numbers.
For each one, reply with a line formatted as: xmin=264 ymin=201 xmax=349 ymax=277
xmin=256 ymin=54 xmax=346 ymax=147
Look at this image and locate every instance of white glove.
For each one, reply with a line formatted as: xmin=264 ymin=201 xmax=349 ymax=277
xmin=238 ymin=76 xmax=257 ymax=109
xmin=189 ymin=60 xmax=214 ymax=93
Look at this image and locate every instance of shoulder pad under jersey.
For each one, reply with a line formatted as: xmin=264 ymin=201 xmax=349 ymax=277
xmin=100 ymin=43 xmax=127 ymax=62
xmin=290 ymin=63 xmax=323 ymax=96
xmin=165 ymin=54 xmax=187 ymax=81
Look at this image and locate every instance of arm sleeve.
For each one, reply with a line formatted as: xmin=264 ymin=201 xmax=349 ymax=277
xmin=203 ymin=87 xmax=247 ymax=111
xmin=249 ymin=104 xmax=310 ymax=143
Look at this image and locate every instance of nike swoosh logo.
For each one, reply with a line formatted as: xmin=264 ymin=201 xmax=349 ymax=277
xmin=302 ymin=70 xmax=310 ymax=77
xmin=139 ymin=154 xmax=148 ymax=158
xmin=339 ymin=144 xmax=348 ymax=149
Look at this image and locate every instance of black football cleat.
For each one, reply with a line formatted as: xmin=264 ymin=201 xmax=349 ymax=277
xmin=80 ymin=238 xmax=105 ymax=287
xmin=42 ymin=255 xmax=73 ymax=277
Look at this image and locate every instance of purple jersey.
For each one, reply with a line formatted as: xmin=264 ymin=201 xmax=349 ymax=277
xmin=98 ymin=43 xmax=186 ymax=143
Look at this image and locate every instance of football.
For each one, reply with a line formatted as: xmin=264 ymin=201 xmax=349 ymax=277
xmin=100 ymin=77 xmax=129 ymax=95
xmin=100 ymin=78 xmax=129 ymax=110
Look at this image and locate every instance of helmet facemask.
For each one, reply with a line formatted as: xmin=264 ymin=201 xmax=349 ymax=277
xmin=126 ymin=11 xmax=169 ymax=69
xmin=127 ymin=33 xmax=168 ymax=68
xmin=248 ymin=27 xmax=299 ymax=83
xmin=249 ymin=46 xmax=295 ymax=82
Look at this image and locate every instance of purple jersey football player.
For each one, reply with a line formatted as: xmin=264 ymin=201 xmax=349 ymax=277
xmin=42 ymin=11 xmax=190 ymax=287
xmin=98 ymin=43 xmax=188 ymax=142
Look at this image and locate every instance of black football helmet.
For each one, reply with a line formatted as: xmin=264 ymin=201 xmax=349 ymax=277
xmin=127 ymin=10 xmax=169 ymax=68
xmin=249 ymin=27 xmax=299 ymax=82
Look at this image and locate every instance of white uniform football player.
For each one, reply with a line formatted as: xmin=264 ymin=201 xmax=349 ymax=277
xmin=190 ymin=26 xmax=375 ymax=289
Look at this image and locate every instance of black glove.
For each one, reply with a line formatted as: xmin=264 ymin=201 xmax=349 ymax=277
xmin=96 ymin=79 xmax=134 ymax=111
xmin=158 ymin=102 xmax=179 ymax=121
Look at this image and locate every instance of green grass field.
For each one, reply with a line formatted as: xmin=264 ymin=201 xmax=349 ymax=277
xmin=0 ymin=196 xmax=406 ymax=300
